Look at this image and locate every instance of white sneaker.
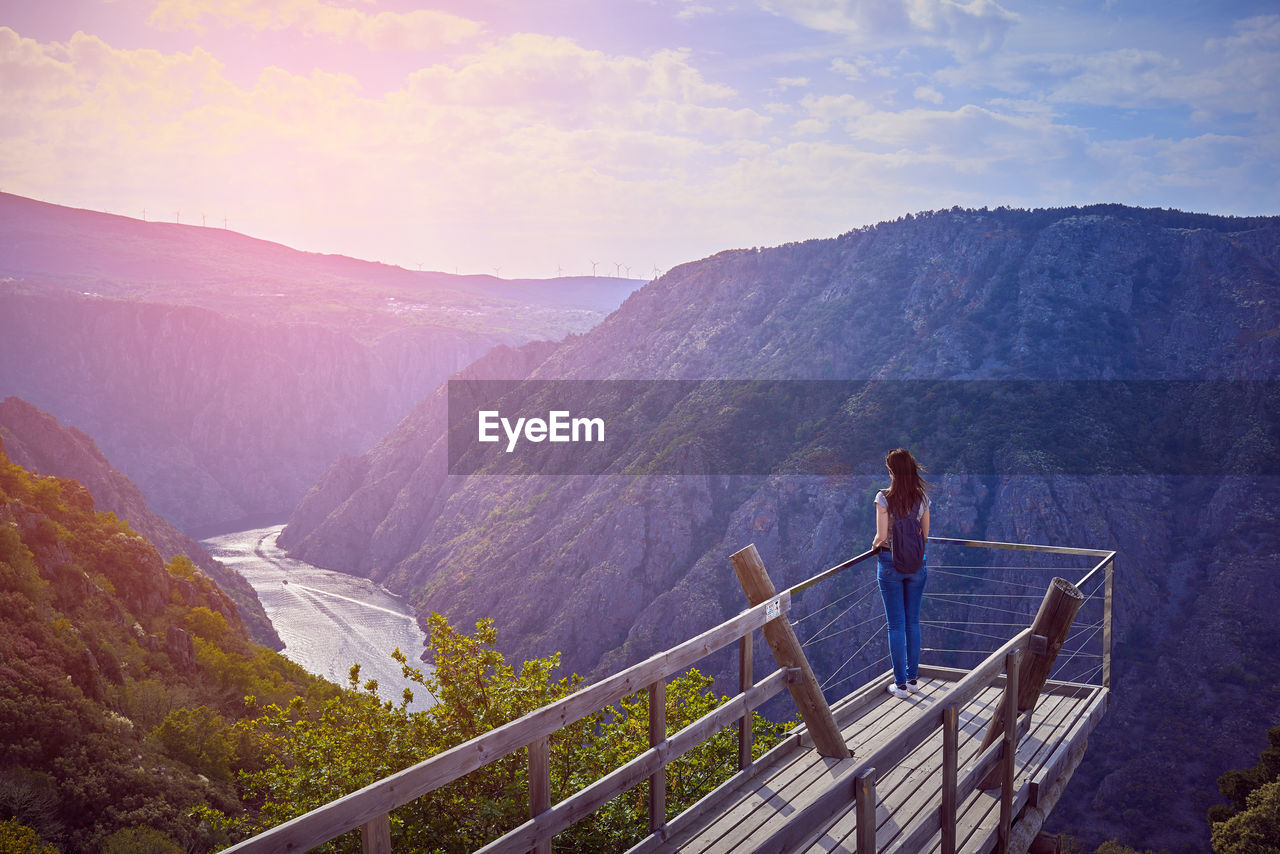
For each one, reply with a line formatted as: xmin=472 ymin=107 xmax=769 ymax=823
xmin=906 ymin=680 xmax=920 ymax=694
xmin=887 ymin=683 xmax=911 ymax=699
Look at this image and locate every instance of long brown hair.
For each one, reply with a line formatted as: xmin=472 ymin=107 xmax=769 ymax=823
xmin=884 ymin=448 xmax=929 ymax=519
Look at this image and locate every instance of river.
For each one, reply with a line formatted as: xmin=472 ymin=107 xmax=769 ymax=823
xmin=200 ymin=525 xmax=435 ymax=710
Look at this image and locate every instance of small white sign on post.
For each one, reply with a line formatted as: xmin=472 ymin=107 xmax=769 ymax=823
xmin=765 ymin=598 xmax=781 ymax=621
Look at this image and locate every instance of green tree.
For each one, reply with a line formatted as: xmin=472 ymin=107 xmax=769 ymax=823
xmin=1212 ymin=727 xmax=1280 ymax=822
xmin=219 ymin=614 xmax=792 ymax=853
xmin=1211 ymin=780 xmax=1280 ymax=854
xmin=0 ymin=818 xmax=59 ymax=854
xmin=1208 ymin=726 xmax=1280 ymax=854
xmin=149 ymin=706 xmax=235 ymax=781
xmin=99 ymin=826 xmax=183 ymax=854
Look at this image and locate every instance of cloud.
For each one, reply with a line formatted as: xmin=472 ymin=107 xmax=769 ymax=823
xmin=937 ymin=14 xmax=1279 ymax=124
xmin=0 ymin=25 xmax=773 ymax=274
xmin=3 ymin=7 xmax=1274 ymax=279
xmin=762 ymin=0 xmax=1019 ymax=56
xmin=676 ymin=3 xmax=717 ymax=20
xmin=148 ymin=0 xmax=484 ymax=50
xmin=401 ymin=34 xmax=745 ymax=131
xmin=914 ymin=85 xmax=943 ymax=103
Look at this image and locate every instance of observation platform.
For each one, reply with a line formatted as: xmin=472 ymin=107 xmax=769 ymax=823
xmin=222 ymin=537 xmax=1114 ymax=854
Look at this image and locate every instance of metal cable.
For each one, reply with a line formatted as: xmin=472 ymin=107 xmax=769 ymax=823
xmin=797 ymin=579 xmax=883 ymax=642
xmin=820 ymin=622 xmax=888 ymax=690
xmin=822 ymin=653 xmax=892 ymax=695
xmin=1050 ymin=622 xmax=1106 ymax=678
xmin=802 ymin=612 xmax=891 ymax=648
xmin=923 ymin=596 xmax=1037 ymax=618
xmin=792 ymin=575 xmax=881 ymax=626
xmin=926 ymin=623 xmax=1023 ymax=644
xmin=922 ymin=564 xmax=1094 ymax=571
xmin=924 ymin=592 xmax=1048 ymax=598
xmin=928 ymin=568 xmax=1055 ymax=591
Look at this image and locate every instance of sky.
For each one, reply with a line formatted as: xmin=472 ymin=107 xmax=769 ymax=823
xmin=2 ymin=1 xmax=1277 ymax=279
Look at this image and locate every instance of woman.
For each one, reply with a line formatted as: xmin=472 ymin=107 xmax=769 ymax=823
xmin=871 ymin=448 xmax=931 ymax=699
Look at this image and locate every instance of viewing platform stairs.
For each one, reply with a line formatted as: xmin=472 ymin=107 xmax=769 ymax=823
xmin=223 ymin=537 xmax=1115 ymax=854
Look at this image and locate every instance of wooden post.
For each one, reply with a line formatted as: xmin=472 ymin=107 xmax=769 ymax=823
xmin=1030 ymin=832 xmax=1064 ymax=854
xmin=1102 ymin=558 xmax=1114 ymax=690
xmin=854 ymin=769 xmax=878 ymax=853
xmin=648 ymin=681 xmax=666 ymax=834
xmin=529 ymin=736 xmax=551 ymax=854
xmin=941 ymin=704 xmax=958 ymax=854
xmin=730 ymin=544 xmax=850 ymax=759
xmin=738 ymin=631 xmax=754 ymax=770
xmin=359 ymin=813 xmax=391 ymax=854
xmin=998 ymin=650 xmax=1020 ymax=853
xmin=979 ymin=576 xmax=1083 ymax=787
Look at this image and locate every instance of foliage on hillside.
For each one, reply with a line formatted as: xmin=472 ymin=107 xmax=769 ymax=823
xmin=211 ymin=613 xmax=793 ymax=852
xmin=1209 ymin=726 xmax=1280 ymax=853
xmin=0 ymin=443 xmax=789 ymax=852
xmin=0 ymin=448 xmax=319 ymax=852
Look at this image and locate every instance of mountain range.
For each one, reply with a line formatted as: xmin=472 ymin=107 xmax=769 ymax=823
xmin=0 ymin=192 xmax=640 ymax=532
xmin=279 ymin=204 xmax=1280 ymax=851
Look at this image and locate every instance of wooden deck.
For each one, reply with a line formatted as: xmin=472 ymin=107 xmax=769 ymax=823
xmin=633 ymin=669 xmax=1109 ymax=854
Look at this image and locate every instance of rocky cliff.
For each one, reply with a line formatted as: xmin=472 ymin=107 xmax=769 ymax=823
xmin=282 ymin=205 xmax=1280 ymax=851
xmin=0 ymin=396 xmax=281 ymax=648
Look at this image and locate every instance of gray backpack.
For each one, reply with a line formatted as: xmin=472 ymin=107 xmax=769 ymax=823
xmin=889 ymin=500 xmax=925 ymax=574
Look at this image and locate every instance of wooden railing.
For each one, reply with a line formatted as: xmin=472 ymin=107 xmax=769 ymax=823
xmin=756 ymin=628 xmax=1035 ymax=853
xmin=748 ymin=539 xmax=1116 ymax=853
xmin=221 ymin=588 xmax=795 ymax=854
xmin=221 ymin=538 xmax=1115 ymax=854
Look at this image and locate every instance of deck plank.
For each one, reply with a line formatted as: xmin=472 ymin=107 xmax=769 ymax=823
xmin=820 ymin=686 xmax=1007 ymax=851
xmin=640 ymin=673 xmax=1105 ymax=854
xmin=678 ymin=678 xmax=924 ymax=852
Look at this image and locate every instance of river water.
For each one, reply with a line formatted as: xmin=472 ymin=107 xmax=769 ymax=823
xmin=201 ymin=525 xmax=435 ymax=710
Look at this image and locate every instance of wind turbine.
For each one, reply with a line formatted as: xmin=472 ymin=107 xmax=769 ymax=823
xmin=623 ymin=265 xmax=631 ymax=278
xmin=614 ymin=262 xmax=621 ymax=277
xmin=652 ymin=264 xmax=662 ymax=279
xmin=492 ymin=266 xmax=502 ymax=278
xmin=174 ymin=211 xmax=180 ymax=223
xmin=142 ymin=208 xmax=147 ymax=222
xmin=201 ymin=213 xmax=206 ymax=227
xmin=590 ymin=260 xmax=599 ymax=276
xmin=557 ymin=264 xmax=564 ymax=278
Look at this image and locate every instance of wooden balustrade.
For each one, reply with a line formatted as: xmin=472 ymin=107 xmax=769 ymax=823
xmin=222 ymin=588 xmax=791 ymax=854
xmin=221 ymin=538 xmax=1114 ymax=854
xmin=754 ymin=629 xmax=1038 ymax=853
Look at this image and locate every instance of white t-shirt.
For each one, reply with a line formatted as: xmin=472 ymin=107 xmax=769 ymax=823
xmin=875 ymin=490 xmax=930 ymax=519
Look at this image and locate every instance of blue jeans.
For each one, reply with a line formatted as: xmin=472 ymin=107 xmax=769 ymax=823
xmin=877 ymin=552 xmax=928 ymax=686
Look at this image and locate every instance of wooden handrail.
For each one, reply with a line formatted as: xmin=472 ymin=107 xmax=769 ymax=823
xmin=787 ymin=547 xmax=879 ymax=595
xmin=476 ymin=666 xmax=799 ymax=853
xmin=785 ymin=540 xmax=1114 ymax=601
xmin=222 ymin=589 xmax=790 ymax=854
xmin=926 ymin=537 xmax=1113 ymax=558
xmin=752 ymin=629 xmax=1033 ymax=852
